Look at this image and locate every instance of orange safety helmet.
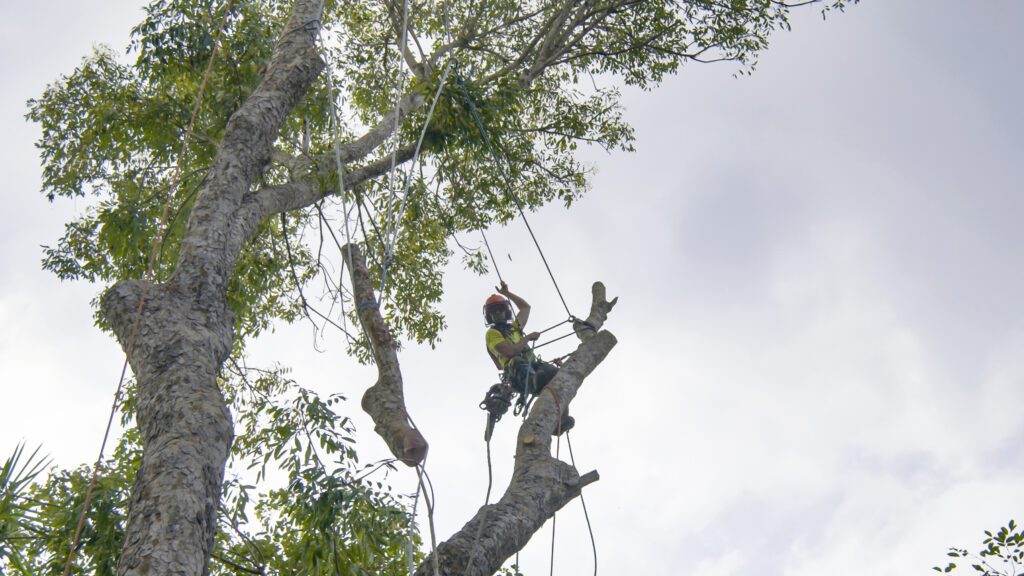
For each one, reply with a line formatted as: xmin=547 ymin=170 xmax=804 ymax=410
xmin=483 ymin=294 xmax=512 ymax=324
xmin=484 ymin=294 xmax=507 ymax=308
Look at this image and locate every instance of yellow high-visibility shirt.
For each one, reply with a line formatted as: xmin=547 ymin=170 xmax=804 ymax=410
xmin=485 ymin=322 xmax=535 ymax=368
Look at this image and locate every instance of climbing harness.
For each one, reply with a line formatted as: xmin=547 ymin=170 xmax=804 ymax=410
xmin=479 ymin=355 xmax=560 ymax=440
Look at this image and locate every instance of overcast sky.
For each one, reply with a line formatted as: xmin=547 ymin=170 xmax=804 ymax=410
xmin=3 ymin=1 xmax=1023 ymax=575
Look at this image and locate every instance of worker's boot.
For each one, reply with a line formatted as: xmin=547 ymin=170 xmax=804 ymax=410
xmin=555 ymin=413 xmax=575 ymax=436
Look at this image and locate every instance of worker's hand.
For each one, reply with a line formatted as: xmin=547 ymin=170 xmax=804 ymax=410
xmin=496 ymin=280 xmax=510 ymax=296
xmin=525 ymin=331 xmax=540 ymax=342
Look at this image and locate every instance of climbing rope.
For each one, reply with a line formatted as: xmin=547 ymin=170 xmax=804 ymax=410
xmin=530 ymin=329 xmax=577 ymax=351
xmin=317 ymin=14 xmax=456 ymax=575
xmin=61 ymin=2 xmax=236 ymax=575
xmin=463 ymin=434 xmax=497 ymax=575
xmin=566 ymin=431 xmax=598 ymax=576
xmin=414 ymin=463 xmax=442 ymax=576
xmin=379 ymin=0 xmax=413 ymax=272
xmin=548 ymin=390 xmax=567 ymax=576
xmin=405 ymin=471 xmax=421 ymax=576
xmin=455 ymin=76 xmax=573 ymax=319
xmin=377 ymin=52 xmax=457 ymax=296
xmin=479 ymin=229 xmax=505 ymax=284
xmin=320 ymin=28 xmax=359 ymax=334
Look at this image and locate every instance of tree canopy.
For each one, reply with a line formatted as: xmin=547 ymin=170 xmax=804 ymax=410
xmin=10 ymin=0 xmax=856 ymax=574
xmin=29 ymin=0 xmax=853 ymax=350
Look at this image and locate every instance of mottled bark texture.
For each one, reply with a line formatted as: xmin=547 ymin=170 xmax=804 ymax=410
xmin=341 ymin=244 xmax=428 ymax=466
xmin=101 ymin=281 xmax=234 ymax=576
xmin=100 ymin=1 xmax=328 ymax=574
xmin=413 ymin=283 xmax=617 ymax=576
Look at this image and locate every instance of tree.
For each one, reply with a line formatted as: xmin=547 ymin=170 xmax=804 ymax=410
xmin=934 ymin=520 xmax=1024 ymax=576
xmin=27 ymin=0 xmax=855 ymax=573
xmin=1 ymin=379 xmax=421 ymax=575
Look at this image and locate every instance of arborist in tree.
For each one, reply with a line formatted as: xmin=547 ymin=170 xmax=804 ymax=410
xmin=484 ymin=281 xmax=574 ymax=434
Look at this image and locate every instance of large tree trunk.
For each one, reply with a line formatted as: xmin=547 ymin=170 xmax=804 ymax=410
xmin=101 ymin=282 xmax=234 ymax=576
xmin=101 ymin=1 xmax=327 ymax=574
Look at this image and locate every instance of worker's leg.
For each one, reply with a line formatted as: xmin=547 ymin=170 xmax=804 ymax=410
xmin=531 ymin=361 xmax=573 ymax=434
xmin=505 ymin=357 xmax=531 ymax=395
xmin=532 ymin=361 xmax=558 ymax=389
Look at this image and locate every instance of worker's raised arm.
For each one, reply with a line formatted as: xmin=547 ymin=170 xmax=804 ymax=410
xmin=497 ymin=281 xmax=531 ymax=328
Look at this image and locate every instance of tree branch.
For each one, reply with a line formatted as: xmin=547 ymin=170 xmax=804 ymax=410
xmin=384 ymin=0 xmax=428 ymax=78
xmin=235 ymin=144 xmax=418 ymax=236
xmin=341 ymin=243 xmax=427 ymax=466
xmin=332 ymin=91 xmax=426 ymax=165
xmin=211 ymin=552 xmax=265 ymax=576
xmin=413 ymin=284 xmax=617 ymax=575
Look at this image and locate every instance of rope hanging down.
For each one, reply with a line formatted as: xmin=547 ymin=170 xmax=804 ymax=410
xmin=62 ymin=2 xmax=236 ymax=575
xmin=378 ymin=0 xmax=413 ymax=290
xmin=320 ymin=27 xmax=363 ymax=348
xmin=567 ymin=431 xmax=598 ymax=576
xmin=317 ymin=9 xmax=458 ymax=574
xmin=377 ymin=56 xmax=456 ymax=298
xmin=455 ymin=75 xmax=573 ymax=319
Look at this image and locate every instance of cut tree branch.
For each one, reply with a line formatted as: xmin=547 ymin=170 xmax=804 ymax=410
xmin=341 ymin=243 xmax=427 ymax=466
xmin=575 ymin=281 xmax=617 ymax=339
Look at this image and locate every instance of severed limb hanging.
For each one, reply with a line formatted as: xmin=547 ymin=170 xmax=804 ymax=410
xmin=342 ymin=243 xmax=427 ymax=466
xmin=413 ymin=282 xmax=617 ymax=576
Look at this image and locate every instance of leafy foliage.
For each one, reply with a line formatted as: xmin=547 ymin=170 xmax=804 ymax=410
xmin=0 ymin=366 xmax=419 ymax=575
xmin=934 ymin=520 xmax=1024 ymax=576
xmin=28 ymin=0 xmax=855 ymax=353
xmin=0 ymin=443 xmax=52 ymax=572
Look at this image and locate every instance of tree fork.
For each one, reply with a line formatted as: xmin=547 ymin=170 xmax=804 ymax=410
xmin=98 ymin=1 xmax=330 ymax=574
xmin=342 ymin=243 xmax=428 ymax=466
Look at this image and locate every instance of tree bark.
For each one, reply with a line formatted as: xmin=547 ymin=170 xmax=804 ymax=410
xmin=102 ymin=1 xmax=328 ymax=574
xmin=101 ymin=282 xmax=234 ymax=576
xmin=413 ymin=284 xmax=617 ymax=576
xmin=342 ymin=243 xmax=428 ymax=466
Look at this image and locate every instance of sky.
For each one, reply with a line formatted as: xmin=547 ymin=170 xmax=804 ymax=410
xmin=2 ymin=1 xmax=1024 ymax=575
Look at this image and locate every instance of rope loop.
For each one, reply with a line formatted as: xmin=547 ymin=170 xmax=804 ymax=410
xmin=573 ymin=316 xmax=597 ymax=332
xmin=302 ymin=18 xmax=320 ymax=40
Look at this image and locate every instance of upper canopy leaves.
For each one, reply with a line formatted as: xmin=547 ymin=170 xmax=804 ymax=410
xmin=29 ymin=0 xmax=854 ymax=347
